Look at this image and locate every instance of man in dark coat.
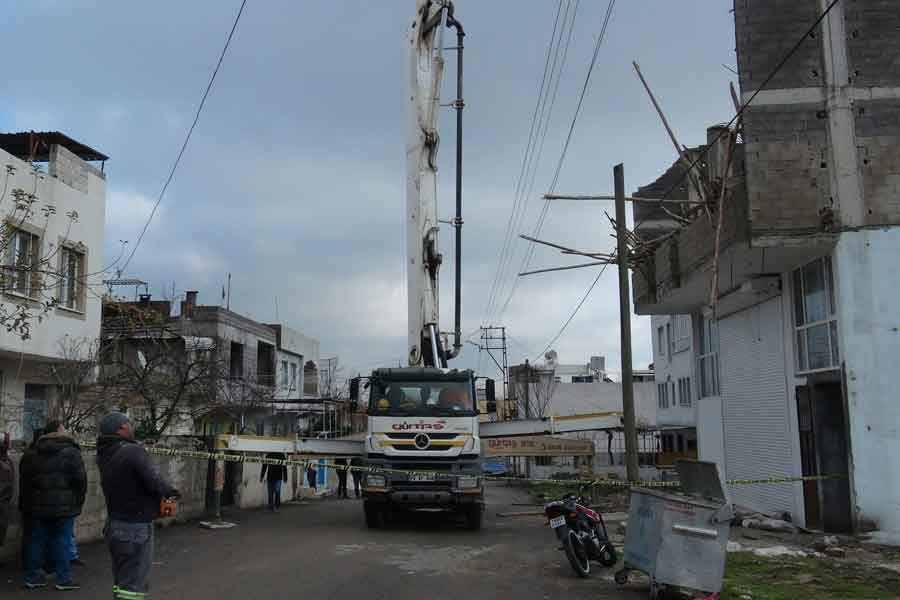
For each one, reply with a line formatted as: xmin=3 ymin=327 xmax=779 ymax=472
xmin=96 ymin=412 xmax=178 ymax=600
xmin=19 ymin=421 xmax=86 ymax=590
xmin=349 ymin=456 xmax=363 ymax=498
xmin=0 ymin=432 xmax=14 ymax=566
xmin=259 ymin=452 xmax=288 ymax=511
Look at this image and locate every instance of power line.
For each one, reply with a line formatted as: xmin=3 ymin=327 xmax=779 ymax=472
xmin=493 ymin=0 xmax=616 ymax=324
xmin=535 ymin=264 xmax=609 ymax=360
xmin=483 ymin=1 xmax=567 ymax=323
xmin=120 ymin=0 xmax=249 ymax=273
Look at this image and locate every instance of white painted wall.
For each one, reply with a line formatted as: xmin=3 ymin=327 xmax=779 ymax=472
xmin=0 ymin=145 xmax=106 ymax=441
xmin=834 ymin=229 xmax=900 ymax=538
xmin=650 ymin=314 xmax=697 ymax=427
xmin=0 ymin=146 xmax=106 ymax=358
xmin=549 ymin=381 xmax=659 ymax=425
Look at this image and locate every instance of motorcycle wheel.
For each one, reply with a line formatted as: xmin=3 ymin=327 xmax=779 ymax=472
xmin=598 ymin=543 xmax=618 ymax=567
xmin=562 ymin=528 xmax=591 ymax=578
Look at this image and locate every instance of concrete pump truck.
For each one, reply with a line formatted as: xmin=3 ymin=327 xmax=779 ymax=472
xmin=350 ymin=0 xmax=495 ymax=530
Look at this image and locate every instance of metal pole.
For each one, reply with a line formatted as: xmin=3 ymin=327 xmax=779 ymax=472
xmin=447 ymin=9 xmax=465 ymax=359
xmin=615 ymin=163 xmax=640 ymax=482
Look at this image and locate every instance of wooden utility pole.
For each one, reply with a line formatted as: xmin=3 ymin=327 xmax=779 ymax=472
xmin=614 ymin=164 xmax=640 ymax=482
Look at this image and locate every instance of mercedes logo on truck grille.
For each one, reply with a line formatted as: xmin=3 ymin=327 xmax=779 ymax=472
xmin=414 ymin=433 xmax=431 ymax=449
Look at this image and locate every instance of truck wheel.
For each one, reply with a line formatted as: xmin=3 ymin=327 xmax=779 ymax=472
xmin=364 ymin=502 xmax=385 ymax=529
xmin=463 ymin=505 xmax=483 ymax=530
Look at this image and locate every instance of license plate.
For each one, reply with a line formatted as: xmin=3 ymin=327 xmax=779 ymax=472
xmin=410 ymin=473 xmax=433 ymax=482
xmin=549 ymin=516 xmax=566 ymax=529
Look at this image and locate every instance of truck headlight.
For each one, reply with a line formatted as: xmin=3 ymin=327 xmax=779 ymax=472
xmin=366 ymin=474 xmax=385 ymax=488
xmin=456 ymin=476 xmax=479 ymax=489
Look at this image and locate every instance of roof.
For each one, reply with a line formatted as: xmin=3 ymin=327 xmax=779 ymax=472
xmin=0 ymin=131 xmax=108 ymax=162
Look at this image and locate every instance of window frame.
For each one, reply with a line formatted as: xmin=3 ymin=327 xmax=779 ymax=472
xmin=697 ymin=314 xmax=720 ymax=398
xmin=792 ymin=257 xmax=840 ymax=374
xmin=3 ymin=226 xmax=41 ymax=299
xmin=57 ymin=245 xmax=86 ymax=312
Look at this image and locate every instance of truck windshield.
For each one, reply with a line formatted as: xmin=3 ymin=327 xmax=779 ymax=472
xmin=369 ymin=380 xmax=474 ymax=416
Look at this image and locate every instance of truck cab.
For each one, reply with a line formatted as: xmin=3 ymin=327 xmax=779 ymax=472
xmin=360 ymin=367 xmax=484 ymax=529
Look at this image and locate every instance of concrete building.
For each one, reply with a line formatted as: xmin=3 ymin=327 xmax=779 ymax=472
xmin=267 ymin=323 xmax=319 ymax=435
xmin=650 ymin=314 xmax=697 ymax=460
xmin=631 ymin=1 xmax=900 ymax=537
xmin=0 ymin=132 xmax=107 ymax=442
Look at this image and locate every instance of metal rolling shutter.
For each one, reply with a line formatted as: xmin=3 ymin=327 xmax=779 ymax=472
xmin=719 ymin=297 xmax=796 ymax=516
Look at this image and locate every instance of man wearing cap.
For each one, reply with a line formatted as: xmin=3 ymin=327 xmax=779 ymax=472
xmin=96 ymin=412 xmax=179 ymax=600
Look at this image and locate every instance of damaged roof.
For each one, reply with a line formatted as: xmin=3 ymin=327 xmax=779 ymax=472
xmin=633 ymin=146 xmax=705 ymax=229
xmin=0 ymin=131 xmax=108 ymax=162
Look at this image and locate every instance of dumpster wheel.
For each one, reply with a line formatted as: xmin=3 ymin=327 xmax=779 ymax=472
xmin=614 ymin=569 xmax=628 ymax=585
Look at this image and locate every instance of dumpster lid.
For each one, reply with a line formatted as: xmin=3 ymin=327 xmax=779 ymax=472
xmin=675 ymin=459 xmax=730 ymax=505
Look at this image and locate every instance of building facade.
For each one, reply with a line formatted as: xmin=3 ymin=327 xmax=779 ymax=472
xmin=650 ymin=314 xmax=698 ymax=461
xmin=631 ymin=1 xmax=900 ymax=536
xmin=0 ymin=132 xmax=107 ymax=442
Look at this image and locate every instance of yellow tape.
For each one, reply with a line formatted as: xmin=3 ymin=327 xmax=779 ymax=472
xmin=79 ymin=441 xmax=845 ymax=489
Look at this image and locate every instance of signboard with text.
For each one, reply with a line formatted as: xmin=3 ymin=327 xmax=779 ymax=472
xmin=484 ymin=435 xmax=594 ymax=458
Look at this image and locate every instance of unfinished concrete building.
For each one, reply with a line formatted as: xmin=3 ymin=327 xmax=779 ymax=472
xmin=631 ymin=1 xmax=900 ymax=538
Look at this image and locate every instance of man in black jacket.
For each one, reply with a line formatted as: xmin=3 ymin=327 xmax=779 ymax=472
xmin=19 ymin=421 xmax=86 ymax=591
xmin=96 ymin=412 xmax=179 ymax=600
xmin=259 ymin=452 xmax=288 ymax=512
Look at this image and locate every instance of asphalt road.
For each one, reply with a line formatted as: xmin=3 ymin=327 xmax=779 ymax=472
xmin=1 ymin=484 xmax=648 ymax=599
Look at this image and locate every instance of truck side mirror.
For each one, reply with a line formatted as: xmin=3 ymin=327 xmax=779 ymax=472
xmin=349 ymin=378 xmax=360 ymax=408
xmin=485 ymin=378 xmax=496 ymax=413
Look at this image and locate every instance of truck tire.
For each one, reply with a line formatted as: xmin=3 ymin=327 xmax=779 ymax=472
xmin=463 ymin=504 xmax=483 ymax=530
xmin=364 ymin=502 xmax=385 ymax=529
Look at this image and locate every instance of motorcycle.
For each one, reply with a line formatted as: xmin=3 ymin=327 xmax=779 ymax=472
xmin=544 ymin=493 xmax=617 ymax=578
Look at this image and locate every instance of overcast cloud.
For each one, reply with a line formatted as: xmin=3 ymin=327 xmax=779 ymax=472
xmin=1 ymin=1 xmax=736 ymax=379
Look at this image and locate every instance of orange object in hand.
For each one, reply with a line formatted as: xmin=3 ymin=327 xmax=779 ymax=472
xmin=159 ymin=498 xmax=178 ymax=518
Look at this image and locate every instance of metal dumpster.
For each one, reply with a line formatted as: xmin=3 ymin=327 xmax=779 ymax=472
xmin=615 ymin=460 xmax=733 ymax=599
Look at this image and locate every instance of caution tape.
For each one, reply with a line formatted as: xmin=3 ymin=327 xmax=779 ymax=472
xmin=79 ymin=441 xmax=845 ymax=490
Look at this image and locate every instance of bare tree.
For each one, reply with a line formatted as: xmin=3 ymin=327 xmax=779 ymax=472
xmin=43 ymin=336 xmax=108 ymax=434
xmin=1 ymin=162 xmax=82 ymax=341
xmin=510 ymin=363 xmax=557 ymax=419
xmin=210 ymin=369 xmax=277 ymax=434
xmin=100 ymin=302 xmax=218 ymax=439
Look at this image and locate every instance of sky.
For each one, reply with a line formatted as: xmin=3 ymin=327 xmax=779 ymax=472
xmin=0 ymin=1 xmax=737 ymax=382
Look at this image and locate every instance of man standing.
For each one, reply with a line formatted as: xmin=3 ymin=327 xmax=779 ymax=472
xmin=349 ymin=456 xmax=363 ymax=498
xmin=305 ymin=463 xmax=317 ymax=492
xmin=18 ymin=421 xmax=86 ymax=591
xmin=336 ymin=458 xmax=349 ymax=499
xmin=96 ymin=412 xmax=179 ymax=600
xmin=0 ymin=433 xmax=14 ymax=568
xmin=259 ymin=452 xmax=288 ymax=512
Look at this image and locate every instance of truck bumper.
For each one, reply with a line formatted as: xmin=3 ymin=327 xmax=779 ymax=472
xmin=363 ymin=488 xmax=483 ymax=507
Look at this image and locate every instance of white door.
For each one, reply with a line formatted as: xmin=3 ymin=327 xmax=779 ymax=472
xmin=719 ymin=298 xmax=797 ymax=517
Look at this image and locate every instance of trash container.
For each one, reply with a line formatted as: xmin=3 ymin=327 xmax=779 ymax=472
xmin=615 ymin=460 xmax=734 ymax=599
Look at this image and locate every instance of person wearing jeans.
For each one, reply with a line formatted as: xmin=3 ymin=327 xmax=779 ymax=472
xmin=260 ymin=452 xmax=288 ymax=511
xmin=96 ymin=413 xmax=179 ymax=600
xmin=18 ymin=421 xmax=86 ymax=591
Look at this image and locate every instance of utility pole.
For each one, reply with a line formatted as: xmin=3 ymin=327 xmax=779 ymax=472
xmin=615 ymin=164 xmax=640 ymax=482
xmin=524 ymin=358 xmax=531 ymax=419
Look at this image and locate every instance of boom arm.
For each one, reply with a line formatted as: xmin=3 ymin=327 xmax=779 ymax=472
xmin=406 ymin=0 xmax=466 ymax=368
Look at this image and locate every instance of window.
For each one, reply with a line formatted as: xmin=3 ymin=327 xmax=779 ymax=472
xmin=793 ymin=257 xmax=839 ymax=373
xmin=666 ymin=322 xmax=674 ymax=357
xmin=678 ymin=377 xmax=692 ymax=407
xmin=281 ymin=360 xmax=289 ymax=387
xmin=673 ymin=315 xmax=691 ymax=353
xmin=698 ymin=314 xmax=720 ymax=397
xmin=657 ymin=326 xmax=666 ymax=360
xmin=290 ymin=363 xmax=298 ymax=389
xmin=3 ymin=227 xmax=40 ymax=297
xmin=58 ymin=246 xmax=84 ymax=310
xmin=230 ymin=342 xmax=244 ymax=379
xmin=657 ymin=382 xmax=669 ymax=409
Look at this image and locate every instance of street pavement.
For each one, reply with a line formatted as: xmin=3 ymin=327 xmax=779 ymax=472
xmin=1 ymin=483 xmax=647 ymax=599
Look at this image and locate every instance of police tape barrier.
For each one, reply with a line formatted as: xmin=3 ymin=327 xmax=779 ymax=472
xmin=79 ymin=441 xmax=845 ymax=490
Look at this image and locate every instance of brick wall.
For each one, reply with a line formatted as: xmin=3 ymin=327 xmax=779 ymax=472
xmin=845 ymin=0 xmax=900 ymax=87
xmin=856 ymin=99 xmax=900 ymax=224
xmin=743 ymin=105 xmax=831 ymax=234
xmin=734 ymin=0 xmax=822 ymax=92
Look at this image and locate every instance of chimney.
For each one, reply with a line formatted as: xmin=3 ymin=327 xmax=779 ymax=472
xmin=706 ymin=124 xmax=731 ymax=180
xmin=181 ymin=290 xmax=198 ymax=318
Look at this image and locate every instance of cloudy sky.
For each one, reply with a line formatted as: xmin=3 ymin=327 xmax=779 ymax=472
xmin=1 ymin=1 xmax=736 ymax=381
